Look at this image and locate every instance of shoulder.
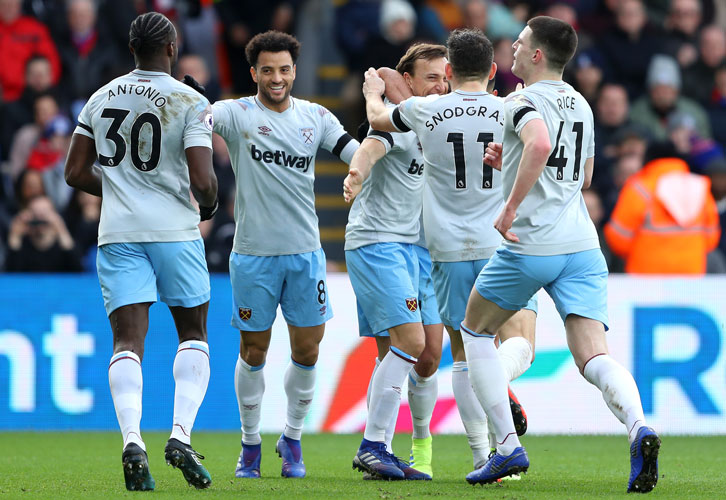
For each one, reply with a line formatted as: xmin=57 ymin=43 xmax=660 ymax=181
xmin=293 ymin=97 xmax=335 ymax=120
xmin=213 ymin=97 xmax=255 ymax=114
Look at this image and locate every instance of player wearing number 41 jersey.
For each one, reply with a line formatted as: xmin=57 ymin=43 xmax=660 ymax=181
xmin=65 ymin=12 xmax=218 ymax=491
xmin=210 ymin=30 xmax=358 ymax=480
xmin=461 ymin=16 xmax=660 ymax=492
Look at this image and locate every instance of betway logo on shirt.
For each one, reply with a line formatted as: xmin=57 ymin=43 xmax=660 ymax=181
xmin=251 ymin=144 xmax=312 ymax=173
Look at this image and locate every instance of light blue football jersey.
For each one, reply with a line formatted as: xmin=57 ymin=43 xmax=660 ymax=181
xmin=213 ymin=96 xmax=358 ymax=256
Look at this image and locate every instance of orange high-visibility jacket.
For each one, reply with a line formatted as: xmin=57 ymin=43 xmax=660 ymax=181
xmin=604 ymin=158 xmax=720 ymax=274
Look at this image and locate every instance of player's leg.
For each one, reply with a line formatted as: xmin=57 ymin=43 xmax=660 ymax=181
xmin=552 ymin=249 xmax=659 ymax=493
xmin=98 ymin=242 xmax=157 ymax=491
xmin=147 ymin=239 xmax=214 ymax=488
xmin=229 ymin=251 xmax=282 ymax=478
xmin=431 ymin=260 xmax=490 ymax=469
xmin=462 ymin=249 xmax=544 ymax=484
xmin=497 ymin=307 xmax=537 ymax=436
xmin=408 ymin=245 xmax=442 ymax=477
xmin=277 ymin=249 xmax=333 ymax=478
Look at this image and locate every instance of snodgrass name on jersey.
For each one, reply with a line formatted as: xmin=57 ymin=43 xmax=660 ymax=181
xmin=250 ymin=144 xmax=313 ymax=172
xmin=425 ymin=105 xmax=503 ymax=131
xmin=107 ymin=83 xmax=167 ymax=108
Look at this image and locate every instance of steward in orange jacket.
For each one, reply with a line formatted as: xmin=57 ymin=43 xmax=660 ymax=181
xmin=605 ymin=155 xmax=720 ymax=274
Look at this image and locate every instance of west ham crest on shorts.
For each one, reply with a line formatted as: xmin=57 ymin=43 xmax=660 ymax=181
xmin=239 ymin=307 xmax=252 ymax=321
xmin=405 ymin=297 xmax=418 ymax=312
xmin=300 ymin=127 xmax=315 ymax=145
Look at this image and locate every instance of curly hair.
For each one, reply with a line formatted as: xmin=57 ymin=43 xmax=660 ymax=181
xmin=245 ymin=30 xmax=301 ymax=68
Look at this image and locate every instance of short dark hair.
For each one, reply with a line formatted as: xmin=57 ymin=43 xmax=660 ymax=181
xmin=446 ymin=29 xmax=493 ymax=81
xmin=527 ymin=16 xmax=578 ymax=72
xmin=245 ymin=30 xmax=301 ymax=68
xmin=129 ymin=12 xmax=176 ymax=59
xmin=395 ymin=43 xmax=448 ymax=76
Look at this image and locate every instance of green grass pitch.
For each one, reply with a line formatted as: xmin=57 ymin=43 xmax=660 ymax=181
xmin=1 ymin=433 xmax=724 ymax=499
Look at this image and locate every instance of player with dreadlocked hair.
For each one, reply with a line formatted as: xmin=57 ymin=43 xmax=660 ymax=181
xmin=65 ymin=11 xmax=218 ymax=492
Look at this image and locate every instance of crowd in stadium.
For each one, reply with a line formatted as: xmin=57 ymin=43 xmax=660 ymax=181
xmin=1 ymin=0 xmax=725 ymax=274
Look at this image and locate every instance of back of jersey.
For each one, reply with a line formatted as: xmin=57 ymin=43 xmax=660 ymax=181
xmin=75 ymin=69 xmax=213 ymax=246
xmin=393 ymin=90 xmax=505 ymax=262
xmin=501 ymin=80 xmax=598 ymax=256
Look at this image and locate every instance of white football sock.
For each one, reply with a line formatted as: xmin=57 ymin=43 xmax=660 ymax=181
xmin=408 ymin=368 xmax=438 ymax=439
xmin=452 ymin=361 xmax=489 ymax=468
xmin=234 ymin=355 xmax=265 ymax=446
xmin=109 ymin=351 xmax=145 ymax=451
xmin=498 ymin=336 xmax=532 ymax=381
xmin=384 ymin=391 xmax=398 ymax=454
xmin=583 ymin=354 xmax=646 ymax=443
xmin=170 ymin=341 xmax=210 ymax=445
xmin=461 ymin=325 xmax=521 ymax=456
xmin=366 ymin=357 xmax=381 ymax=409
xmin=283 ymin=359 xmax=316 ymax=441
xmin=364 ymin=347 xmax=417 ymax=443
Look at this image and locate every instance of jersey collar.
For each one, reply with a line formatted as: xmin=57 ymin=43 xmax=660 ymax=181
xmin=254 ymin=95 xmax=295 ymax=114
xmin=130 ymin=69 xmax=168 ymax=77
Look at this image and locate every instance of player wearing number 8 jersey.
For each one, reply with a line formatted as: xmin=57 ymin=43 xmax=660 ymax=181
xmin=461 ymin=16 xmax=660 ymax=491
xmin=363 ymin=29 xmax=537 ymax=474
xmin=210 ymin=31 xmax=359 ymax=479
xmin=65 ymin=12 xmax=218 ymax=491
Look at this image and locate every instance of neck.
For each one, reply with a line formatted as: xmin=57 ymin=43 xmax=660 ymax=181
xmin=523 ymin=67 xmax=563 ymax=86
xmin=451 ymin=76 xmax=487 ymax=93
xmin=257 ymin=92 xmax=291 ymax=113
xmin=136 ymin=59 xmax=171 ymax=75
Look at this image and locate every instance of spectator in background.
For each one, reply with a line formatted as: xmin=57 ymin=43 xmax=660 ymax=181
xmin=12 ymin=168 xmax=44 ymax=212
xmin=570 ymin=48 xmax=606 ymax=105
xmin=0 ymin=0 xmax=60 ymax=101
xmin=56 ymin=0 xmax=117 ymax=111
xmin=597 ymin=0 xmax=663 ymax=100
xmin=63 ymin=188 xmax=100 ymax=271
xmin=583 ymin=188 xmax=622 ymax=272
xmin=605 ymin=142 xmax=720 ymax=274
xmin=0 ymin=56 xmax=61 ymax=162
xmin=7 ymin=93 xmax=62 ymax=181
xmin=175 ymin=54 xmax=221 ymax=104
xmin=630 ymin=54 xmax=711 ymax=141
xmin=683 ymin=25 xmax=726 ymax=106
xmin=5 ymin=195 xmax=81 ymax=272
xmin=663 ymin=0 xmax=702 ymax=68
xmin=702 ymin=157 xmax=726 ymax=257
xmin=604 ymin=152 xmax=644 ymax=214
xmin=204 ymin=189 xmax=236 ymax=273
xmin=707 ymin=63 xmax=726 ymax=149
xmin=491 ymin=37 xmax=519 ymax=96
xmin=592 ymin=83 xmax=631 ymax=197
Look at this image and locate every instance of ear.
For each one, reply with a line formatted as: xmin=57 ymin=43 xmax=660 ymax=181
xmin=250 ymin=65 xmax=258 ymax=84
xmin=291 ymin=63 xmax=296 ymax=80
xmin=488 ymin=62 xmax=498 ymax=82
xmin=532 ymin=48 xmax=543 ymax=65
xmin=445 ymin=62 xmax=454 ymax=81
xmin=403 ymin=71 xmax=414 ymax=90
xmin=166 ymin=41 xmax=174 ymax=58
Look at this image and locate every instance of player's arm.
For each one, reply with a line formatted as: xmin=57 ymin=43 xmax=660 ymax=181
xmin=65 ymin=133 xmax=102 ymax=197
xmin=343 ymin=137 xmax=387 ymax=203
xmin=494 ymin=119 xmax=551 ymax=242
xmin=363 ymin=67 xmax=398 ymax=132
xmin=377 ymin=67 xmax=411 ymax=104
xmin=582 ymin=157 xmax=594 ymax=189
xmin=186 ymin=146 xmax=218 ymax=220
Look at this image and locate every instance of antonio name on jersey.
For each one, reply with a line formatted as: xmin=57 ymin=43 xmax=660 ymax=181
xmin=250 ymin=144 xmax=312 ymax=172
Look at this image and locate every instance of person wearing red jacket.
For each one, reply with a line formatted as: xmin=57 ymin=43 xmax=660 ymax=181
xmin=605 ymin=142 xmax=721 ymax=274
xmin=0 ymin=0 xmax=60 ymax=101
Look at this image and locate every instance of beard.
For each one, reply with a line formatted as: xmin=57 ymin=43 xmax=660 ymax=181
xmin=258 ymin=81 xmax=293 ymax=105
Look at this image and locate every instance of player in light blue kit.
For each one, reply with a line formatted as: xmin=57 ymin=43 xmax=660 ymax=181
xmin=65 ymin=12 xmax=218 ymax=491
xmin=211 ymin=31 xmax=358 ymax=479
xmin=343 ymin=43 xmax=448 ymax=480
xmin=362 ymin=29 xmax=538 ymax=475
xmin=460 ymin=17 xmax=660 ymax=491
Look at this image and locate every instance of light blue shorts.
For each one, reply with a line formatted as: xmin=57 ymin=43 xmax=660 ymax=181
xmin=414 ymin=245 xmax=442 ymax=326
xmin=96 ymin=239 xmax=210 ymax=316
xmin=431 ymin=259 xmax=489 ymax=329
xmin=346 ymin=243 xmax=421 ymax=337
xmin=230 ymin=249 xmax=333 ymax=331
xmin=475 ymin=247 xmax=608 ymax=329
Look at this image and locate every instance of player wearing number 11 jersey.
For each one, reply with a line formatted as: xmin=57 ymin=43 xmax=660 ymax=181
xmin=65 ymin=12 xmax=218 ymax=491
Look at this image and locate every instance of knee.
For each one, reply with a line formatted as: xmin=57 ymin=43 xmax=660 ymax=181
xmin=242 ymin=345 xmax=268 ymax=367
xmin=291 ymin=343 xmax=320 ymax=367
xmin=407 ymin=335 xmax=426 ymax=359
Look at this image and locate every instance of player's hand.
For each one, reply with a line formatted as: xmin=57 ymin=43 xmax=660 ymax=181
xmin=199 ymin=199 xmax=218 ymax=221
xmin=484 ymin=142 xmax=503 ymax=171
xmin=494 ymin=204 xmax=519 ymax=242
xmin=183 ymin=75 xmax=206 ymax=95
xmin=362 ymin=67 xmax=385 ymax=98
xmin=343 ymin=169 xmax=364 ymax=203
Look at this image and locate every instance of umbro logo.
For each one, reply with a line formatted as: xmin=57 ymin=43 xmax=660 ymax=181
xmin=258 ymin=126 xmax=272 ymax=136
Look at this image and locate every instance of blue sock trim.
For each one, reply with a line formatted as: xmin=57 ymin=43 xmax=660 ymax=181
xmin=291 ymin=358 xmax=315 ymax=370
xmin=408 ymin=372 xmax=417 ymax=386
xmin=452 ymin=361 xmax=468 ymax=372
xmin=178 ymin=340 xmax=209 ymax=356
xmin=460 ymin=323 xmax=495 ymax=339
xmin=389 ymin=346 xmax=418 ymax=364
